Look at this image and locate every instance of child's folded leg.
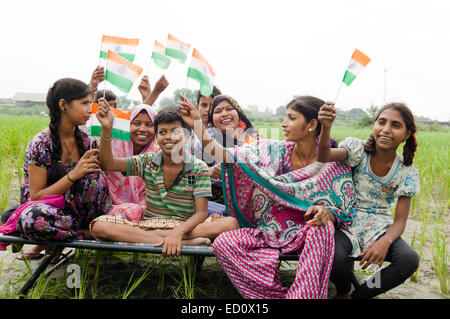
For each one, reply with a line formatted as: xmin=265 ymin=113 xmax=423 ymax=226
xmin=89 ymin=216 xmax=164 ymax=246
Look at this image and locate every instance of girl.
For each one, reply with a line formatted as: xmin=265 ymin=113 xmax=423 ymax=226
xmin=179 ymin=95 xmax=355 ymax=299
xmin=197 ymin=95 xmax=261 ymax=204
xmin=317 ymin=102 xmax=420 ymax=299
xmin=5 ymin=78 xmax=112 ymax=259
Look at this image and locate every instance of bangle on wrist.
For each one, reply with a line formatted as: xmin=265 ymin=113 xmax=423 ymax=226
xmin=101 ymin=135 xmax=112 ymax=142
xmin=67 ymin=172 xmax=75 ymax=184
xmin=316 ymin=136 xmax=334 ymax=149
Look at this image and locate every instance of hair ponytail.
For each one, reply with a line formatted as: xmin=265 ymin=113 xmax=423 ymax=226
xmin=402 ymin=134 xmax=417 ymax=166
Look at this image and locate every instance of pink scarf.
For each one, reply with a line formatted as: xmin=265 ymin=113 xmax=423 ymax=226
xmin=0 ymin=194 xmax=65 ymax=250
xmin=106 ymin=104 xmax=159 ymax=207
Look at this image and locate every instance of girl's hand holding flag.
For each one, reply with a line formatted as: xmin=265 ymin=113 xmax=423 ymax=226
xmin=90 ymin=66 xmax=105 ymax=91
xmin=318 ymin=102 xmax=337 ymax=130
xmin=96 ymin=98 xmax=115 ymax=131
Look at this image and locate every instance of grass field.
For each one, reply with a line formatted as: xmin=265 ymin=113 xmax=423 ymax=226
xmin=0 ymin=116 xmax=448 ymax=299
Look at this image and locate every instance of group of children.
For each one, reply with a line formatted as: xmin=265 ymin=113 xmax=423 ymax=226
xmin=0 ymin=66 xmax=421 ymax=299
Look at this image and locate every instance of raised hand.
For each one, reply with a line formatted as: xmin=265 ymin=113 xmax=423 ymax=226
xmin=178 ymin=93 xmax=202 ymax=130
xmin=95 ymin=98 xmax=114 ymax=129
xmin=70 ymin=149 xmax=102 ymax=180
xmin=89 ymin=66 xmax=105 ymax=91
xmin=318 ymin=102 xmax=336 ymax=129
xmin=138 ymin=75 xmax=151 ymax=101
xmin=153 ymin=75 xmax=169 ymax=94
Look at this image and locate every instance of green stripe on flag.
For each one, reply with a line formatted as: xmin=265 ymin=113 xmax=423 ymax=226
xmin=342 ymin=70 xmax=356 ymax=86
xmin=89 ymin=126 xmax=130 ymax=142
xmin=165 ymin=48 xmax=187 ymax=64
xmin=105 ymin=70 xmax=134 ymax=93
xmin=100 ymin=50 xmax=135 ymax=62
xmin=151 ymin=52 xmax=171 ymax=70
xmin=187 ymin=68 xmax=213 ymax=96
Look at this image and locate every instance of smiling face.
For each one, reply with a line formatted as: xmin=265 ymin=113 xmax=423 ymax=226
xmin=281 ymin=107 xmax=315 ymax=142
xmin=156 ymin=121 xmax=187 ymax=157
xmin=197 ymin=96 xmax=214 ymax=126
xmin=373 ymin=108 xmax=410 ymax=151
xmin=130 ymin=111 xmax=155 ymax=154
xmin=212 ymin=100 xmax=240 ymax=133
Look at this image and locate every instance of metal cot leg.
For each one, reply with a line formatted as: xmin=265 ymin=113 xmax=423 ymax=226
xmin=18 ymin=244 xmax=58 ymax=298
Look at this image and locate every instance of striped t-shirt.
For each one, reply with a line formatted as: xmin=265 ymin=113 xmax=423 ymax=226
xmin=124 ymin=151 xmax=212 ymax=221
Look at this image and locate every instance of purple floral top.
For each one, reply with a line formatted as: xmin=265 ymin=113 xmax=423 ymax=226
xmin=20 ymin=130 xmax=112 ymax=230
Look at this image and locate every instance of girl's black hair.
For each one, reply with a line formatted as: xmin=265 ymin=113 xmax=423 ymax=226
xmin=364 ymin=102 xmax=417 ymax=166
xmin=46 ymin=78 xmax=92 ymax=182
xmin=286 ymin=96 xmax=338 ymax=147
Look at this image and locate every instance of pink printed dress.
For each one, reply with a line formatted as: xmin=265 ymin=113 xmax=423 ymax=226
xmin=212 ymin=139 xmax=355 ymax=299
xmin=105 ymin=104 xmax=159 ymax=221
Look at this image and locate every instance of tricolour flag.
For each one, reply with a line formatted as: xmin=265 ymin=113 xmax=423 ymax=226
xmin=187 ymin=48 xmax=216 ymax=96
xmin=151 ymin=40 xmax=171 ymax=70
xmin=105 ymin=50 xmax=143 ymax=93
xmin=88 ymin=103 xmax=131 ymax=141
xmin=100 ymin=35 xmax=139 ymax=62
xmin=165 ymin=33 xmax=191 ymax=64
xmin=342 ymin=49 xmax=371 ymax=86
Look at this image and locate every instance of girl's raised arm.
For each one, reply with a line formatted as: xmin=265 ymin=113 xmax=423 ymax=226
xmin=317 ymin=102 xmax=348 ymax=163
xmin=96 ymin=98 xmax=127 ymax=172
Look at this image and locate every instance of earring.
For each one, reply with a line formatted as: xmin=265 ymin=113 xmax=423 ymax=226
xmin=308 ymin=128 xmax=313 ymax=132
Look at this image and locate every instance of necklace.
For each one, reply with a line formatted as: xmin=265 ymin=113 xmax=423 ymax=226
xmin=61 ymin=137 xmax=75 ymax=163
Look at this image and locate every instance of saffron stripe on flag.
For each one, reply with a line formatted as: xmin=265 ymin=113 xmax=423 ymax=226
xmin=351 ymin=49 xmax=371 ymax=67
xmin=102 ymin=35 xmax=139 ymax=46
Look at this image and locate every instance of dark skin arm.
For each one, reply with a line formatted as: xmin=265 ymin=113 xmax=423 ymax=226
xmin=359 ymin=196 xmax=411 ymax=269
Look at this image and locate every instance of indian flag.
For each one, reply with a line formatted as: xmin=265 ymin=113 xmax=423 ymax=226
xmin=100 ymin=35 xmax=139 ymax=62
xmin=187 ymin=48 xmax=215 ymax=96
xmin=151 ymin=40 xmax=171 ymax=70
xmin=342 ymin=49 xmax=371 ymax=86
xmin=105 ymin=50 xmax=143 ymax=93
xmin=165 ymin=33 xmax=191 ymax=64
xmin=88 ymin=103 xmax=131 ymax=141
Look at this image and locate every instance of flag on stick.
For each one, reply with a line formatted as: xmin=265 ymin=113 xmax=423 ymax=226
xmin=88 ymin=103 xmax=131 ymax=141
xmin=105 ymin=50 xmax=143 ymax=93
xmin=342 ymin=49 xmax=371 ymax=86
xmin=165 ymin=33 xmax=191 ymax=64
xmin=100 ymin=35 xmax=139 ymax=62
xmin=151 ymin=40 xmax=171 ymax=70
xmin=187 ymin=48 xmax=216 ymax=96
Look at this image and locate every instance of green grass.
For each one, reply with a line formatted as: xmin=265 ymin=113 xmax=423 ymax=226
xmin=0 ymin=117 xmax=448 ymax=298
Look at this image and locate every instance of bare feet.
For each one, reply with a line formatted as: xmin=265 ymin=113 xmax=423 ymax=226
xmin=182 ymin=237 xmax=211 ymax=246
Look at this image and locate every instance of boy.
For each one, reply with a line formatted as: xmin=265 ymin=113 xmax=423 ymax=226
xmin=91 ymin=102 xmax=238 ymax=256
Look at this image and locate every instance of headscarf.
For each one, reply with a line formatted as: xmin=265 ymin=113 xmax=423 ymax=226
xmin=208 ymin=95 xmax=260 ymax=147
xmin=107 ymin=104 xmax=159 ymax=208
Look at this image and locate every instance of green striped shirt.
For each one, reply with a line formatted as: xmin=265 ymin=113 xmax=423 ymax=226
xmin=125 ymin=151 xmax=212 ymax=221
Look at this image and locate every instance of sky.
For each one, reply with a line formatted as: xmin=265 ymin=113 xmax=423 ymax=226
xmin=1 ymin=0 xmax=449 ymax=121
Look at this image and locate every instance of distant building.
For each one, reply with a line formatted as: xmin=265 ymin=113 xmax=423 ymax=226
xmin=12 ymin=92 xmax=46 ymax=107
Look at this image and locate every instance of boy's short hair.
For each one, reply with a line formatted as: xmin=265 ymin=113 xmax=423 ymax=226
xmin=196 ymin=86 xmax=222 ymax=104
xmin=154 ymin=106 xmax=192 ymax=135
xmin=95 ymin=89 xmax=116 ymax=102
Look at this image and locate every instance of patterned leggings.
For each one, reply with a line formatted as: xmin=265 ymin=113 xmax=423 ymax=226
xmin=212 ymin=222 xmax=335 ymax=299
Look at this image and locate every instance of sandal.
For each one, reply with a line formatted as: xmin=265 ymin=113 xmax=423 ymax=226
xmin=16 ymin=244 xmax=46 ymax=261
xmin=17 ymin=251 xmax=45 ymax=260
